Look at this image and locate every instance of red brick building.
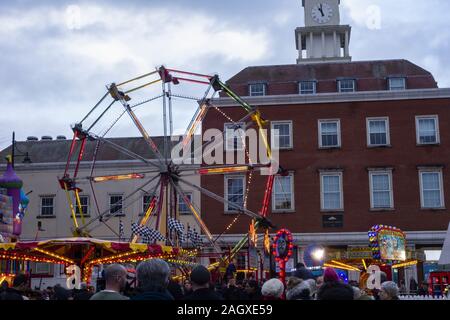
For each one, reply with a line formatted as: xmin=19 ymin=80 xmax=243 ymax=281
xmin=201 ymin=0 xmax=450 ymax=286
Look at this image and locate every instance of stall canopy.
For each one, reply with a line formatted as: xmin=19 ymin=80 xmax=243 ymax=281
xmin=0 ymin=237 xmax=185 ymax=265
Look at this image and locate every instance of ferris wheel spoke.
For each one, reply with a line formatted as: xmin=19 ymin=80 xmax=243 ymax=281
xmin=108 ymin=83 xmax=167 ymax=166
xmin=168 ymin=177 xmax=221 ymax=254
xmin=78 ymin=174 xmax=160 ymax=233
xmin=180 ymin=83 xmax=214 ymax=149
xmin=91 ymin=173 xmax=146 ymax=183
xmin=181 ymin=101 xmax=210 ymax=149
xmin=116 ymin=70 xmax=160 ymax=87
xmin=85 ymin=132 xmax=163 ymax=170
xmin=130 ymin=94 xmax=164 ymax=110
xmin=86 ymin=99 xmax=117 ymax=132
xmin=178 ymin=164 xmax=269 ymax=175
xmin=174 ymin=175 xmax=268 ymax=223
xmin=210 ymin=76 xmax=253 ymax=113
xmin=186 ymin=111 xmax=256 ymax=164
xmin=79 ymin=91 xmax=110 ymax=125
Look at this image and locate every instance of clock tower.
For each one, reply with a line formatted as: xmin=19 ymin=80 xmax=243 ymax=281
xmin=295 ymin=0 xmax=351 ymax=64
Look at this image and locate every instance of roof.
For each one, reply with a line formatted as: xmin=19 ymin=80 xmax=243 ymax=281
xmin=0 ymin=136 xmax=185 ymax=164
xmin=222 ymin=59 xmax=438 ymax=96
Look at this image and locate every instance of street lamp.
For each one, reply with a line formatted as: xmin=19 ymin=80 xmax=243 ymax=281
xmin=10 ymin=132 xmax=32 ymax=167
xmin=312 ymin=248 xmax=325 ymax=261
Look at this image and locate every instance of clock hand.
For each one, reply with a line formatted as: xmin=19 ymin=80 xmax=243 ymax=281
xmin=319 ymin=4 xmax=325 ymax=16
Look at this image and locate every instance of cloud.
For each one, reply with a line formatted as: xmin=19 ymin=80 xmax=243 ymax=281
xmin=0 ymin=3 xmax=270 ymax=147
xmin=1 ymin=0 xmax=449 ymax=151
xmin=273 ymin=11 xmax=294 ymax=27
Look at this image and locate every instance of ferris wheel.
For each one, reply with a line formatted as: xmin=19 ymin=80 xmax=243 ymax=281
xmin=57 ymin=66 xmax=283 ymax=270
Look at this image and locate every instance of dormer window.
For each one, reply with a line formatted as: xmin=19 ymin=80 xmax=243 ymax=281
xmin=388 ymin=77 xmax=406 ymax=91
xmin=299 ymin=81 xmax=317 ymax=95
xmin=337 ymin=79 xmax=356 ymax=93
xmin=249 ymin=83 xmax=266 ymax=96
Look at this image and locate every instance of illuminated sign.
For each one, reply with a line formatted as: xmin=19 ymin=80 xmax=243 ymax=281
xmin=369 ymin=225 xmax=406 ymax=262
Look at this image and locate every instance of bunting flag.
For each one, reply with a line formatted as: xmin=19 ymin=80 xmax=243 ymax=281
xmin=168 ymin=217 xmax=186 ymax=242
xmin=131 ymin=223 xmax=166 ymax=243
xmin=187 ymin=225 xmax=203 ymax=248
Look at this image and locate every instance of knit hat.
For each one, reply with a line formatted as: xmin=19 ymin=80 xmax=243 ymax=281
xmin=261 ymin=278 xmax=284 ymax=299
xmin=323 ymin=267 xmax=340 ymax=283
xmin=190 ymin=265 xmax=211 ymax=285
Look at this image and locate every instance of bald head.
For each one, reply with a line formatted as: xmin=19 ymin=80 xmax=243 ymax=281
xmin=104 ymin=264 xmax=127 ymax=291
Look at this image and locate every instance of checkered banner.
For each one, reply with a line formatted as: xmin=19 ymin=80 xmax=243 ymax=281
xmin=131 ymin=222 xmax=166 ymax=243
xmin=168 ymin=217 xmax=186 ymax=242
xmin=187 ymin=225 xmax=203 ymax=248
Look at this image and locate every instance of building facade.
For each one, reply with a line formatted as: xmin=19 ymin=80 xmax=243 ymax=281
xmin=201 ymin=0 xmax=450 ymax=286
xmin=0 ymin=137 xmax=200 ymax=288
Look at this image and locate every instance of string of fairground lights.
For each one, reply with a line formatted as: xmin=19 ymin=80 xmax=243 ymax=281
xmin=82 ymin=253 xmax=194 ymax=281
xmin=212 ymin=104 xmax=254 ymax=235
xmin=0 ymin=252 xmax=73 ymax=265
xmin=81 ymin=248 xmax=197 ymax=280
xmin=82 ymin=252 xmax=178 ymax=283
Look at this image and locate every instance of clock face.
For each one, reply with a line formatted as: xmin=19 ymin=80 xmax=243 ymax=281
xmin=312 ymin=3 xmax=333 ymax=24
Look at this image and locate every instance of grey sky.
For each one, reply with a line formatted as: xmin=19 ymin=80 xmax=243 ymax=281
xmin=1 ymin=0 xmax=449 ymax=150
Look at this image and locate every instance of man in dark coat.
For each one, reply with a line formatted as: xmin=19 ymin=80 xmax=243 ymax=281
xmin=293 ymin=263 xmax=314 ymax=280
xmin=183 ymin=265 xmax=223 ymax=301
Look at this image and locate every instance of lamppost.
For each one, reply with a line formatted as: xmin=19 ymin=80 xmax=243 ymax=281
xmin=11 ymin=132 xmax=32 ymax=168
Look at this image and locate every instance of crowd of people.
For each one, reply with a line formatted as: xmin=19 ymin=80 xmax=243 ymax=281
xmin=0 ymin=260 xmax=446 ymax=301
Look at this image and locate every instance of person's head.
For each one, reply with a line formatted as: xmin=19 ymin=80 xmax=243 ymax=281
xmin=286 ymin=280 xmax=310 ymax=300
xmin=1 ymin=280 xmax=9 ymax=290
xmin=190 ymin=265 xmax=211 ymax=290
xmin=104 ymin=264 xmax=127 ymax=292
xmin=167 ymin=280 xmax=184 ymax=300
xmin=227 ymin=277 xmax=236 ymax=287
xmin=379 ymin=281 xmax=399 ymax=300
xmin=353 ymin=286 xmax=362 ymax=300
xmin=12 ymin=274 xmax=28 ymax=289
xmin=53 ymin=286 xmax=71 ymax=300
xmin=316 ymin=276 xmax=324 ymax=288
xmin=261 ymin=278 xmax=284 ymax=300
xmin=136 ymin=259 xmax=171 ymax=293
xmin=79 ymin=282 xmax=88 ymax=290
xmin=323 ymin=267 xmax=340 ymax=283
xmin=296 ymin=262 xmax=305 ymax=269
xmin=183 ymin=280 xmax=192 ymax=291
xmin=245 ymin=280 xmax=259 ymax=295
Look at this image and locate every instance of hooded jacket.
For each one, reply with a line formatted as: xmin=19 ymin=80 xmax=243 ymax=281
xmin=286 ymin=281 xmax=311 ymax=300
